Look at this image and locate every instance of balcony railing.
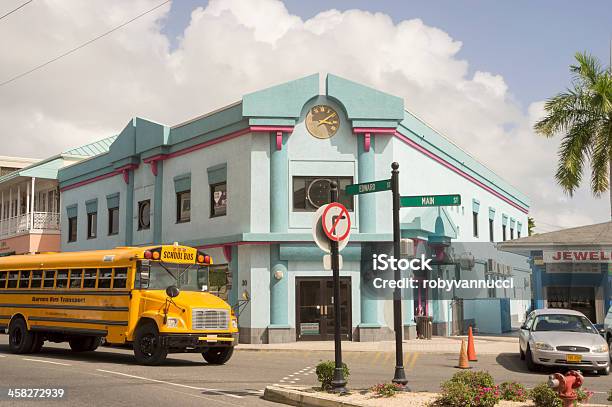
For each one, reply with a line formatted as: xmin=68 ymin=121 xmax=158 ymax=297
xmin=0 ymin=212 xmax=60 ymax=238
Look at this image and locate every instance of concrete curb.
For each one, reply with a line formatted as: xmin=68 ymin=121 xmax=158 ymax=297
xmin=263 ymin=385 xmax=366 ymax=407
xmin=263 ymin=385 xmax=610 ymax=407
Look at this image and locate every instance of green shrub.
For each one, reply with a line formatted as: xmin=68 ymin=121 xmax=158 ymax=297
xmin=530 ymin=383 xmax=562 ymax=407
xmin=576 ymin=387 xmax=594 ymax=403
xmin=370 ymin=382 xmax=403 ymax=398
xmin=315 ymin=360 xmax=349 ymax=391
xmin=499 ymin=381 xmax=528 ymax=402
xmin=448 ymin=370 xmax=495 ymax=389
xmin=433 ymin=381 xmax=476 ymax=407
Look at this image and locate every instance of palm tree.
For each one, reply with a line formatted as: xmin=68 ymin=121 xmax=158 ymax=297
xmin=534 ymin=52 xmax=612 ymax=218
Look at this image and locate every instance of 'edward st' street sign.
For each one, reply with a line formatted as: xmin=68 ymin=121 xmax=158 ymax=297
xmin=345 ymin=179 xmax=391 ymax=195
xmin=400 ymin=194 xmax=461 ymax=207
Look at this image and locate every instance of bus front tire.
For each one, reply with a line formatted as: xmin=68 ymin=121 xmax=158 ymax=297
xmin=133 ymin=323 xmax=168 ymax=365
xmin=69 ymin=336 xmax=100 ymax=352
xmin=202 ymin=347 xmax=234 ymax=365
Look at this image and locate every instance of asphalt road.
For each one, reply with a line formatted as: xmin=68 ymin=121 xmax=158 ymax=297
xmin=0 ymin=335 xmax=610 ymax=406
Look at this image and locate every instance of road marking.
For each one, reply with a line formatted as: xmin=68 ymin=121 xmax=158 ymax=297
xmin=96 ymin=369 xmax=243 ymax=399
xmin=0 ymin=355 xmax=6 ymax=358
xmin=23 ymin=358 xmax=71 ymax=366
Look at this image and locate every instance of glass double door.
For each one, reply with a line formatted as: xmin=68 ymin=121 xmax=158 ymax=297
xmin=296 ymin=277 xmax=352 ymax=341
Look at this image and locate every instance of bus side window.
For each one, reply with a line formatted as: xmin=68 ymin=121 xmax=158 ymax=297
xmin=83 ymin=269 xmax=97 ymax=289
xmin=7 ymin=271 xmax=18 ymax=288
xmin=19 ymin=271 xmax=31 ymax=289
xmin=43 ymin=270 xmax=56 ymax=289
xmin=98 ymin=269 xmax=112 ymax=289
xmin=0 ymin=271 xmax=6 ymax=289
xmin=113 ymin=267 xmax=127 ymax=289
xmin=31 ymin=271 xmax=43 ymax=288
xmin=56 ymin=270 xmax=69 ymax=288
xmin=70 ymin=269 xmax=83 ymax=289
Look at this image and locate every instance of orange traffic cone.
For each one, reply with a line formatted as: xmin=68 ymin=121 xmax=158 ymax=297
xmin=455 ymin=339 xmax=471 ymax=369
xmin=467 ymin=326 xmax=478 ymax=362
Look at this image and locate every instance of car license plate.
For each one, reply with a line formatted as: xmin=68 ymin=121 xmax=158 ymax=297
xmin=566 ymin=354 xmax=582 ymax=362
xmin=206 ymin=335 xmax=218 ymax=342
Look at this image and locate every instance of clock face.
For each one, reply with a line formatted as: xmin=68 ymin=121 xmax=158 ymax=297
xmin=305 ymin=105 xmax=340 ymax=139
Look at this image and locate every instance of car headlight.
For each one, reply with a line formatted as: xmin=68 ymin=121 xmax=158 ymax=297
xmin=592 ymin=344 xmax=609 ymax=353
xmin=166 ymin=317 xmax=179 ymax=328
xmin=534 ymin=342 xmax=555 ymax=351
xmin=232 ymin=319 xmax=238 ymax=329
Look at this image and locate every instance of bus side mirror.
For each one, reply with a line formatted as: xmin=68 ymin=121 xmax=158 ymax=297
xmin=166 ymin=285 xmax=180 ymax=298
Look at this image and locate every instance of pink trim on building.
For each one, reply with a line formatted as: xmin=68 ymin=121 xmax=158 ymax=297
xmin=394 ymin=131 xmax=529 ymax=214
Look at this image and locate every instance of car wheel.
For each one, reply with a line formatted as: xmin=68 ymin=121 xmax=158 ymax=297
xmin=598 ymin=365 xmax=610 ymax=376
xmin=525 ymin=346 xmax=538 ymax=371
xmin=133 ymin=322 xmax=168 ymax=365
xmin=608 ymin=336 xmax=612 ymax=362
xmin=202 ymin=347 xmax=234 ymax=365
xmin=8 ymin=318 xmax=34 ymax=354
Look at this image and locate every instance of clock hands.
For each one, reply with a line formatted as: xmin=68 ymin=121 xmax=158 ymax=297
xmin=317 ymin=113 xmax=337 ymax=126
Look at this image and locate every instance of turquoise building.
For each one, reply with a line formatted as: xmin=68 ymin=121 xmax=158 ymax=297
xmin=58 ymin=74 xmax=531 ymax=343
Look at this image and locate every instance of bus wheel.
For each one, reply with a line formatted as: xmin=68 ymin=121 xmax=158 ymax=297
xmin=8 ymin=318 xmax=34 ymax=354
xmin=30 ymin=334 xmax=44 ymax=353
xmin=69 ymin=336 xmax=101 ymax=352
xmin=202 ymin=347 xmax=234 ymax=365
xmin=133 ymin=323 xmax=168 ymax=365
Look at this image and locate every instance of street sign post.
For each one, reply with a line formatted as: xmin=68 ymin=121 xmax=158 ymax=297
xmin=345 ymin=179 xmax=391 ymax=195
xmin=328 ymin=181 xmax=347 ymax=394
xmin=400 ymin=194 xmax=461 ymax=207
xmin=390 ymin=163 xmax=408 ymax=388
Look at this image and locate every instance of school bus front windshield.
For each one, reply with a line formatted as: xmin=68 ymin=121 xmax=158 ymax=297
xmin=136 ymin=261 xmax=209 ymax=292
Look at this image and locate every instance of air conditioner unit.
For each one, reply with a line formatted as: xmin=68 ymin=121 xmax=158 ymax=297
xmin=400 ymin=238 xmax=415 ymax=257
xmin=459 ymin=252 xmax=475 ymax=270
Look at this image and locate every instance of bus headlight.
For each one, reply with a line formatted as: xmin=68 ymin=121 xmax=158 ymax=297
xmin=166 ymin=318 xmax=179 ymax=328
xmin=232 ymin=319 xmax=238 ymax=329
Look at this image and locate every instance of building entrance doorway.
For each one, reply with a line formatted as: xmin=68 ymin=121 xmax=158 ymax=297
xmin=546 ymin=286 xmax=596 ymax=322
xmin=295 ymin=277 xmax=352 ymax=341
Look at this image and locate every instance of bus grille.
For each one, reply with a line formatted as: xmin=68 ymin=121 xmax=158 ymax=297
xmin=192 ymin=308 xmax=229 ymax=330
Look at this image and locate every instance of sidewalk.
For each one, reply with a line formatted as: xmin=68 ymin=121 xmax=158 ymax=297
xmin=237 ymin=335 xmax=518 ymax=355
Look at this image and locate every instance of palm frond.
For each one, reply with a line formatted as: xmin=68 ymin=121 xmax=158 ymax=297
xmin=570 ymin=52 xmax=603 ymax=87
xmin=590 ymin=122 xmax=611 ymax=195
xmin=554 ymin=118 xmax=598 ymax=195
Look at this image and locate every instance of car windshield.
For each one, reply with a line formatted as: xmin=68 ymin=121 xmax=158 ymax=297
xmin=532 ymin=314 xmax=595 ymax=333
xmin=137 ymin=261 xmax=209 ymax=291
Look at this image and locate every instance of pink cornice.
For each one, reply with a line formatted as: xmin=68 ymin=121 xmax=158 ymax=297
xmin=61 ymin=163 xmax=138 ymax=192
xmin=352 ymin=127 xmax=397 ymax=134
xmin=394 ymin=131 xmax=529 ymax=214
xmin=250 ymin=125 xmax=294 ymax=133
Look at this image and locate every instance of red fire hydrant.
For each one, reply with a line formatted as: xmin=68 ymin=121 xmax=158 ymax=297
xmin=547 ymin=370 xmax=584 ymax=407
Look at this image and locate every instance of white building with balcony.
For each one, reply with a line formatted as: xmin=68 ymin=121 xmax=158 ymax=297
xmin=0 ymin=138 xmax=116 ymax=256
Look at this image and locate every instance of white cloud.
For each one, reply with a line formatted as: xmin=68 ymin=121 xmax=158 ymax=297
xmin=0 ymin=0 xmax=607 ymax=229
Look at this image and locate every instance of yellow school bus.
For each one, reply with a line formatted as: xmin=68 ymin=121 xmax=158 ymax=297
xmin=0 ymin=244 xmax=238 ymax=365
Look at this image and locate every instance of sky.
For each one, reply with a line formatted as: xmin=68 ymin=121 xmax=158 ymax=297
xmin=0 ymin=0 xmax=611 ymax=233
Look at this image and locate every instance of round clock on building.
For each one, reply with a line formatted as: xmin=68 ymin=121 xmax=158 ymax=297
xmin=305 ymin=105 xmax=340 ymax=139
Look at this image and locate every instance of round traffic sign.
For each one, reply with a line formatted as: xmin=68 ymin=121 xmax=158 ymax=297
xmin=322 ymin=202 xmax=351 ymax=242
xmin=312 ymin=204 xmax=350 ymax=253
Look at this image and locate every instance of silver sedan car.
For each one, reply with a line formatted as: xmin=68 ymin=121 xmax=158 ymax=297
xmin=519 ymin=309 xmax=610 ymax=375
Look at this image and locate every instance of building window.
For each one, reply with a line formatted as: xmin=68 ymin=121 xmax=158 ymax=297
xmin=510 ymin=228 xmax=514 ymax=240
xmin=108 ymin=207 xmax=119 ymax=235
xmin=472 ymin=212 xmax=478 ymax=238
xmin=176 ymin=191 xmax=191 ymax=223
xmin=489 ymin=219 xmax=494 ymax=242
xmin=87 ymin=212 xmax=97 ymax=239
xmin=210 ymin=182 xmax=227 ymax=218
xmin=138 ymin=200 xmax=151 ymax=230
xmin=68 ymin=216 xmax=78 ymax=242
xmin=292 ymin=176 xmax=354 ymax=211
xmin=502 ymin=224 xmax=507 ymax=241
xmin=517 ymin=230 xmax=521 ymax=239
